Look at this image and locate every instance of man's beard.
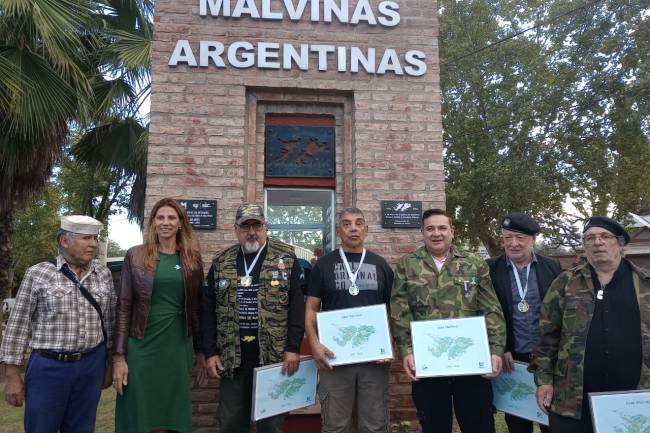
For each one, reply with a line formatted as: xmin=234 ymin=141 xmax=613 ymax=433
xmin=243 ymin=240 xmax=260 ymax=253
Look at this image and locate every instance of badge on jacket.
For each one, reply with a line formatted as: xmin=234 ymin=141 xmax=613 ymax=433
xmin=217 ymin=279 xmax=228 ymax=289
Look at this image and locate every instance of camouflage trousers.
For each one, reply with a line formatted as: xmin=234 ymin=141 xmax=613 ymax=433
xmin=216 ymin=364 xmax=285 ymax=433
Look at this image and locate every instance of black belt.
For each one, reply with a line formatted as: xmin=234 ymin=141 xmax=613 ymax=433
xmin=512 ymin=352 xmax=533 ymax=362
xmin=35 ymin=346 xmax=98 ymax=362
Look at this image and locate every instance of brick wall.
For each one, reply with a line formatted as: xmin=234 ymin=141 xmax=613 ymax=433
xmin=147 ymin=0 xmax=443 ymax=430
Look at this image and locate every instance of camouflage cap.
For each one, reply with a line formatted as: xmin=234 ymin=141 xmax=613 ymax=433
xmin=235 ymin=203 xmax=265 ymax=225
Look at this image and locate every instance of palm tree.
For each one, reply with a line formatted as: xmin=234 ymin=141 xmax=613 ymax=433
xmin=72 ymin=0 xmax=153 ymax=226
xmin=0 ymin=0 xmax=153 ymax=299
xmin=0 ymin=0 xmax=100 ymax=299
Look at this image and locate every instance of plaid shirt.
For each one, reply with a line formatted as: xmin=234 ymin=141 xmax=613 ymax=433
xmin=0 ymin=255 xmax=116 ymax=365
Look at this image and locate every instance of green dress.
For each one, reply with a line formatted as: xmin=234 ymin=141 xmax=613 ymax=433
xmin=115 ymin=252 xmax=194 ymax=433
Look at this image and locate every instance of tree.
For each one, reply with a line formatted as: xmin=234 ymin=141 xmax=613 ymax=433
xmin=441 ymin=0 xmax=570 ymax=255
xmin=0 ymin=0 xmax=153 ymax=299
xmin=72 ymin=0 xmax=153 ymax=226
xmin=440 ymin=0 xmax=649 ymax=255
xmin=0 ymin=0 xmax=100 ymax=300
xmin=107 ymin=239 xmax=127 ymax=257
xmin=10 ymin=184 xmax=63 ymax=292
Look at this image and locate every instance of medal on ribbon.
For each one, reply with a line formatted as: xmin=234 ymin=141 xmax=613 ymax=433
xmin=339 ymin=246 xmax=366 ymax=297
xmin=240 ymin=242 xmax=266 ymax=288
xmin=512 ymin=262 xmax=531 ymax=313
xmin=517 ymin=300 xmax=530 ymax=312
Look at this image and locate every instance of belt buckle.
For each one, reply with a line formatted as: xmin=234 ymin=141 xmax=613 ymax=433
xmin=58 ymin=352 xmax=82 ymax=362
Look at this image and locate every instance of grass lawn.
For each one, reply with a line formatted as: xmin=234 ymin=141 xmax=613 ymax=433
xmin=0 ymin=388 xmax=537 ymax=433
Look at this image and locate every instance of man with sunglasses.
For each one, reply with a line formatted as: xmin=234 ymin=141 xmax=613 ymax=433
xmin=530 ymin=216 xmax=650 ymax=433
xmin=201 ymin=203 xmax=305 ymax=433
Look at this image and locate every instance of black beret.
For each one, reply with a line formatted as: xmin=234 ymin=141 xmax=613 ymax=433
xmin=583 ymin=216 xmax=630 ymax=245
xmin=501 ymin=213 xmax=540 ymax=235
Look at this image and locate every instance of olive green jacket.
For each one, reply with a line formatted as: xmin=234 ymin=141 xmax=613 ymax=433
xmin=390 ymin=246 xmax=506 ymax=358
xmin=208 ymin=238 xmax=298 ymax=377
xmin=530 ymin=258 xmax=650 ymax=419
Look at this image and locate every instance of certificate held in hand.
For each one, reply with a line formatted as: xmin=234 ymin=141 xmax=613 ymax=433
xmin=316 ymin=304 xmax=394 ymax=367
xmin=252 ymin=357 xmax=318 ymax=421
xmin=410 ymin=316 xmax=492 ymax=378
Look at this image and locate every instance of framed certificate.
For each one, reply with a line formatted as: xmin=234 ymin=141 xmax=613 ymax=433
xmin=316 ymin=304 xmax=394 ymax=367
xmin=411 ymin=316 xmax=492 ymax=378
xmin=251 ymin=357 xmax=318 ymax=421
xmin=492 ymin=361 xmax=549 ymax=426
xmin=589 ymin=389 xmax=650 ymax=433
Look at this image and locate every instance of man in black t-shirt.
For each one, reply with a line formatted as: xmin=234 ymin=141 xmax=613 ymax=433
xmin=306 ymin=207 xmax=394 ymax=433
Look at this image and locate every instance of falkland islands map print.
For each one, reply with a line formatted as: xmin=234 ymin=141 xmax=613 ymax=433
xmin=411 ymin=316 xmax=492 ymax=378
xmin=252 ymin=357 xmax=318 ymax=421
xmin=492 ymin=362 xmax=548 ymax=425
xmin=317 ymin=304 xmax=393 ymax=366
xmin=589 ymin=390 xmax=650 ymax=433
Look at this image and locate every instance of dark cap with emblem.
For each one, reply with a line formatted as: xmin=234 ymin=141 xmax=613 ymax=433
xmin=583 ymin=216 xmax=630 ymax=245
xmin=235 ymin=203 xmax=265 ymax=225
xmin=501 ymin=213 xmax=540 ymax=236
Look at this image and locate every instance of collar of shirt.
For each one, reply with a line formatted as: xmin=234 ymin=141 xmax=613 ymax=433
xmin=505 ymin=252 xmax=538 ymax=269
xmin=56 ymin=254 xmax=96 ymax=285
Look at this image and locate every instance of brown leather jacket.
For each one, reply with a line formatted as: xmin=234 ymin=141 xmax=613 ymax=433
xmin=114 ymin=244 xmax=204 ymax=355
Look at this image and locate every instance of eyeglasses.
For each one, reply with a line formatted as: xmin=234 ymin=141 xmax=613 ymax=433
xmin=583 ymin=233 xmax=618 ymax=245
xmin=237 ymin=222 xmax=264 ymax=232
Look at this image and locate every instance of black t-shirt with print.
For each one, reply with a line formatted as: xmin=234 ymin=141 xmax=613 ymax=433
xmin=307 ymin=249 xmax=394 ymax=311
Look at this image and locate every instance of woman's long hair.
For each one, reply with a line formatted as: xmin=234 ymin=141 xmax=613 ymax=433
xmin=143 ymin=198 xmax=201 ymax=271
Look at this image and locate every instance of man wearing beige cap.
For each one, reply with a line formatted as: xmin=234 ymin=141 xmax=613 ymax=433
xmin=0 ymin=215 xmax=116 ymax=433
xmin=201 ymin=203 xmax=305 ymax=433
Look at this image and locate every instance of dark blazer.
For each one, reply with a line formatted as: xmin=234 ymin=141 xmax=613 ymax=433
xmin=487 ymin=253 xmax=562 ymax=354
xmin=114 ymin=244 xmax=204 ymax=355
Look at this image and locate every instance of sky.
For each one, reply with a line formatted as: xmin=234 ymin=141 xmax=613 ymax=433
xmin=109 ymin=214 xmax=142 ymax=249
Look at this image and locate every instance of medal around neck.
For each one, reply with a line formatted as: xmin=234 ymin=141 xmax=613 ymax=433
xmin=596 ymin=289 xmax=604 ymax=300
xmin=512 ymin=263 xmax=531 ymax=313
xmin=240 ymin=242 xmax=267 ymax=289
xmin=339 ymin=247 xmax=366 ymax=297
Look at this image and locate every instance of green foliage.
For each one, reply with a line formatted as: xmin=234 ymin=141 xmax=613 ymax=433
xmin=441 ymin=0 xmax=649 ymax=254
xmin=10 ymin=184 xmax=63 ymax=290
xmin=60 ymin=152 xmax=132 ymax=223
xmin=0 ymin=0 xmax=152 ymax=298
xmin=107 ymin=239 xmax=127 ymax=257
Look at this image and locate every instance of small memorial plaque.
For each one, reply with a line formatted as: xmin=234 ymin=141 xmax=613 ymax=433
xmin=381 ymin=201 xmax=422 ymax=228
xmin=178 ymin=199 xmax=216 ymax=230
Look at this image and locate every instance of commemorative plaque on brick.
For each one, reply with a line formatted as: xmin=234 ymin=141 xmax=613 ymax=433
xmin=178 ymin=199 xmax=217 ymax=230
xmin=381 ymin=201 xmax=422 ymax=228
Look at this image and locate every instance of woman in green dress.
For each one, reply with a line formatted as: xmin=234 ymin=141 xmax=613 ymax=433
xmin=112 ymin=198 xmax=205 ymax=433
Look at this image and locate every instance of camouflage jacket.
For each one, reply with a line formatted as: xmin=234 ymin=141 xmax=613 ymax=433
xmin=390 ymin=246 xmax=506 ymax=358
xmin=529 ymin=258 xmax=650 ymax=419
xmin=209 ymin=238 xmax=298 ymax=377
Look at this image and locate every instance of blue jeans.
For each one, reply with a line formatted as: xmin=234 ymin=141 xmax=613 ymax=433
xmin=24 ymin=344 xmax=106 ymax=433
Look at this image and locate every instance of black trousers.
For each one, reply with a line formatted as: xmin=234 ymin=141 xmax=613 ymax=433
xmin=412 ymin=375 xmax=495 ymax=433
xmin=504 ymin=352 xmax=549 ymax=433
xmin=548 ymin=395 xmax=593 ymax=433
